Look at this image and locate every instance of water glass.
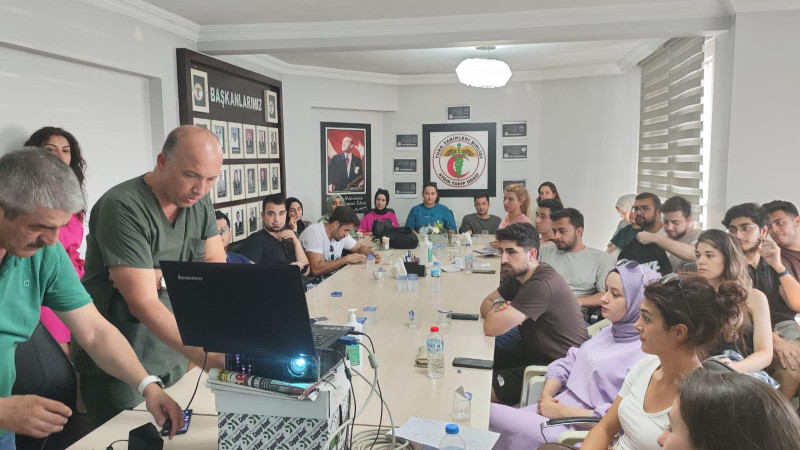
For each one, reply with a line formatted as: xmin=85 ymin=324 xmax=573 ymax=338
xmin=452 ymin=391 xmax=472 ymax=422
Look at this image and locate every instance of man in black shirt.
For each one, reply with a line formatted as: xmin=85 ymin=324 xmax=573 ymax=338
xmin=237 ymin=194 xmax=309 ymax=274
xmin=617 ymin=192 xmax=671 ymax=275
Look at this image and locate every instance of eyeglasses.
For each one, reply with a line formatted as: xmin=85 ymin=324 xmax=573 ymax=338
xmin=659 ymin=272 xmax=692 ymax=314
xmin=631 ymin=205 xmax=652 ymax=213
xmin=329 ymin=244 xmax=335 ymax=260
xmin=617 ymin=259 xmax=650 ymax=285
xmin=219 ymin=226 xmax=231 ymax=234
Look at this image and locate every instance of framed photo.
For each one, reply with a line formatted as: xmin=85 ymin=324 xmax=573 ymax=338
xmin=256 ymin=126 xmax=268 ymax=157
xmin=394 ymin=181 xmax=417 ymax=198
xmin=268 ymin=127 xmax=280 ymax=159
xmin=243 ymin=124 xmax=257 ymax=159
xmin=244 ymin=164 xmax=258 ymax=199
xmin=503 ymin=179 xmax=527 ymax=189
xmin=257 ymin=163 xmax=270 ymax=195
xmin=393 ymin=158 xmax=417 ymax=174
xmin=502 ymin=144 xmax=528 ymax=161
xmin=246 ymin=201 xmax=261 ymax=236
xmin=269 ymin=163 xmax=282 ymax=194
xmin=190 ymin=68 xmax=210 ymax=113
xmin=231 ymin=204 xmax=246 ymax=242
xmin=228 ymin=122 xmax=243 ymax=159
xmin=395 ymin=134 xmax=418 ymax=149
xmin=193 ymin=117 xmax=210 ymax=130
xmin=211 ymin=121 xmax=228 ymax=159
xmin=214 ymin=166 xmax=231 ymax=203
xmin=230 ymin=164 xmax=245 ymax=201
xmin=422 ymin=122 xmax=496 ymax=198
xmin=446 ymin=105 xmax=470 ymax=123
xmin=320 ymin=122 xmax=371 ymax=213
xmin=502 ymin=121 xmax=527 ymax=138
xmin=265 ymin=90 xmax=279 ymax=123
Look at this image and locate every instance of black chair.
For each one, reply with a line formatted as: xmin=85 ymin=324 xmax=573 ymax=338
xmin=12 ymin=322 xmax=91 ymax=450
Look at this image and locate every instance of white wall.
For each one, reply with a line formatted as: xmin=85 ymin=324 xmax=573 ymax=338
xmin=539 ymin=73 xmax=640 ymax=249
xmin=725 ymin=10 xmax=800 ymax=210
xmin=385 ymin=82 xmax=543 ymax=227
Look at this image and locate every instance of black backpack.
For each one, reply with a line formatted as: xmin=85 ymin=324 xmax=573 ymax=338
xmin=382 ymin=226 xmax=419 ymax=249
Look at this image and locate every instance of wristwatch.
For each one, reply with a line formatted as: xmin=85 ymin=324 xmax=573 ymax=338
xmin=159 ymin=276 xmax=167 ymax=290
xmin=137 ymin=375 xmax=165 ymax=395
xmin=777 ymin=269 xmax=792 ymax=278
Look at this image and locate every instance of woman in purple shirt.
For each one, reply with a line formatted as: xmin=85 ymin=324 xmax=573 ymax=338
xmin=489 ymin=261 xmax=659 ymax=449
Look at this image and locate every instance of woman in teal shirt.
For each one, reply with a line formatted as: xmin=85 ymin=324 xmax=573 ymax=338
xmin=405 ymin=182 xmax=456 ymax=231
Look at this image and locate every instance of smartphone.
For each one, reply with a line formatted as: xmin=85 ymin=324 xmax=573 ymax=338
xmin=453 ymin=357 xmax=493 ymax=370
xmin=450 ymin=313 xmax=479 ymax=321
xmin=310 ymin=316 xmax=330 ymax=324
xmin=161 ymin=409 xmax=192 ymax=436
xmin=472 ymin=269 xmax=496 ymax=274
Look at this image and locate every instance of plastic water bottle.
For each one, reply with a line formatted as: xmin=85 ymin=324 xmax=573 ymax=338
xmin=427 ymin=326 xmax=445 ymax=379
xmin=464 ymin=243 xmax=473 ymax=273
xmin=439 ymin=424 xmax=466 ymax=450
xmin=431 ymin=261 xmax=442 ymax=293
xmin=345 ymin=308 xmax=362 ymax=366
xmin=366 ymin=253 xmax=375 ymax=274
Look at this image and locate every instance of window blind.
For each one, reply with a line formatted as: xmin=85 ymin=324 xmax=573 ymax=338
xmin=637 ymin=37 xmax=705 ymax=218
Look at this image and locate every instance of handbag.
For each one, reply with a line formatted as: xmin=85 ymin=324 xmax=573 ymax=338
xmin=371 ymin=218 xmax=394 ymax=237
xmin=383 ymin=226 xmax=419 ymax=249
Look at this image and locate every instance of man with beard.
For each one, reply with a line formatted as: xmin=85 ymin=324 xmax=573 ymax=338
xmin=723 ymin=203 xmax=800 ymax=400
xmin=616 ymin=192 xmax=672 ymax=274
xmin=237 ymin=194 xmax=309 ymax=273
xmin=479 ymin=223 xmax=587 ymax=405
xmin=538 ymin=208 xmax=614 ymax=320
xmin=299 ymin=205 xmax=379 ymax=276
xmin=634 ymin=196 xmax=700 ymax=271
xmin=763 ymin=200 xmax=800 ymax=318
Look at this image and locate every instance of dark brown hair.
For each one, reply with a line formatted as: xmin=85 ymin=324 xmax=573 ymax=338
xmin=24 ymin=126 xmax=86 ymax=193
xmin=643 ymin=272 xmax=746 ymax=348
xmin=679 ymin=370 xmax=800 ymax=450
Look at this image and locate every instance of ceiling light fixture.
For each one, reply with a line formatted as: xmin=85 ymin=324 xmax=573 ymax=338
xmin=456 ymin=46 xmax=512 ymax=88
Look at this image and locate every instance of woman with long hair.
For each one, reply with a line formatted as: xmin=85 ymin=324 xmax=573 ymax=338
xmin=489 ymin=261 xmax=659 ymax=449
xmin=358 ymin=188 xmax=399 ymax=234
xmin=404 ymin=182 xmax=456 ymax=231
xmin=536 ymin=181 xmax=562 ymax=203
xmin=695 ymin=229 xmax=773 ymax=376
xmin=566 ymin=273 xmax=747 ymax=450
xmin=657 ymin=370 xmax=800 ymax=450
xmin=24 ymin=127 xmax=87 ymax=353
xmin=285 ymin=197 xmax=311 ymax=235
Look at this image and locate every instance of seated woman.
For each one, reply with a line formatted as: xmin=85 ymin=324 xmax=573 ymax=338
xmin=285 ymin=197 xmax=311 ymax=235
xmin=358 ymin=188 xmax=399 ymax=234
xmin=658 ymin=370 xmax=800 ymax=450
xmin=499 ymin=183 xmax=533 ymax=229
xmin=318 ymin=194 xmax=345 ymax=223
xmin=611 ymin=194 xmax=636 ymax=238
xmin=489 ymin=261 xmax=659 ymax=449
xmin=696 ymin=230 xmax=773 ymax=377
xmin=536 ymin=181 xmax=562 ymax=204
xmin=404 ymin=182 xmax=456 ymax=231
xmin=545 ymin=273 xmax=747 ymax=450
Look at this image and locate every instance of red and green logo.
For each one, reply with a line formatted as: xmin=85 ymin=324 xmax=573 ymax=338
xmin=432 ymin=134 xmax=487 ymax=188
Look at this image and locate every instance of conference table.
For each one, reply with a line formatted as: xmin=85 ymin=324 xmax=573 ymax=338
xmin=68 ymin=237 xmax=500 ymax=449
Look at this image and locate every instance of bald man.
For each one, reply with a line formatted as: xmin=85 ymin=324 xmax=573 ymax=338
xmin=72 ymin=126 xmax=227 ymax=426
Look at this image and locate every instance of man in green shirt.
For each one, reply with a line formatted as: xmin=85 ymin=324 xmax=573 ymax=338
xmin=72 ymin=126 xmax=228 ymax=427
xmin=0 ymin=149 xmax=184 ymax=443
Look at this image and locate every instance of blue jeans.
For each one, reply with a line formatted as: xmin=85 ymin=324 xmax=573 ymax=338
xmin=494 ymin=326 xmax=521 ymax=348
xmin=0 ymin=433 xmax=15 ymax=450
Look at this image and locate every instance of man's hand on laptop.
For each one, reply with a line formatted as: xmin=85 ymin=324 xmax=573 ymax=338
xmin=345 ymin=253 xmax=367 ymax=264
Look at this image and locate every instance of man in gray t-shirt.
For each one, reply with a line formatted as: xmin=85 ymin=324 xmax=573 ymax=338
xmin=539 ymin=208 xmax=615 ymax=311
xmin=459 ymin=194 xmax=501 ymax=234
xmin=635 ymin=196 xmax=700 ymax=271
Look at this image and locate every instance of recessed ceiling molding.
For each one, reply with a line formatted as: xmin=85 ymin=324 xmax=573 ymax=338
xmin=617 ymin=39 xmax=669 ymax=73
xmin=248 ymin=55 xmax=402 ymax=86
xmin=726 ymin=0 xmax=800 ymax=13
xmin=77 ymin=0 xmax=200 ymax=41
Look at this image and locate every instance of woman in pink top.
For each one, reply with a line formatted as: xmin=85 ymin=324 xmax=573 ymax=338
xmin=25 ymin=127 xmax=87 ymax=353
xmin=498 ymin=183 xmax=533 ymax=229
xmin=358 ymin=188 xmax=399 ymax=234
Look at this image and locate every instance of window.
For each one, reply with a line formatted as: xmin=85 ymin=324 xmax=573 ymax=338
xmin=637 ymin=37 xmax=714 ymax=228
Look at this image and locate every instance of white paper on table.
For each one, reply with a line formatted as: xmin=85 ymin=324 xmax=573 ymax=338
xmin=389 ymin=417 xmax=499 ymax=450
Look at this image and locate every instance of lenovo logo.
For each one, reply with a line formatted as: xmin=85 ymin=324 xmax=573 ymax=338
xmin=177 ymin=275 xmax=203 ymax=281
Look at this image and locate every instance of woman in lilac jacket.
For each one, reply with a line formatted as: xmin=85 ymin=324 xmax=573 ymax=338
xmin=488 ymin=261 xmax=659 ymax=449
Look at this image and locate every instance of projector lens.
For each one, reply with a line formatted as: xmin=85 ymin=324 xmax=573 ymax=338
xmin=288 ymin=355 xmax=309 ymax=377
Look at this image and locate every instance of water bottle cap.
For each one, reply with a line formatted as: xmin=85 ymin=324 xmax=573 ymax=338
xmin=466 ymin=243 xmax=471 ymax=247
xmin=430 ymin=326 xmax=439 ymax=332
xmin=398 ymin=275 xmax=408 ymax=280
xmin=445 ymin=424 xmax=459 ymax=434
xmin=367 ymin=253 xmax=375 ymax=259
xmin=433 ymin=261 xmax=440 ymax=266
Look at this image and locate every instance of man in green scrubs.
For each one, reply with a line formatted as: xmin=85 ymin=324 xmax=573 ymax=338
xmin=73 ymin=125 xmax=227 ymax=427
xmin=0 ymin=149 xmax=185 ymax=444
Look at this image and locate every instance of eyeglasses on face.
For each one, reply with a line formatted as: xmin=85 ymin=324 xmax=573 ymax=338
xmin=219 ymin=226 xmax=231 ymax=234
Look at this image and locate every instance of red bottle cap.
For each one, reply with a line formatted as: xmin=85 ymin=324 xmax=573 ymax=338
xmin=430 ymin=326 xmax=439 ymax=332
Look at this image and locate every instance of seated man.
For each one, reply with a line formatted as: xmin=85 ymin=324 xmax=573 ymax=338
xmin=479 ymin=223 xmax=588 ymax=406
xmin=459 ymin=194 xmax=501 ymax=234
xmin=539 ymin=208 xmax=615 ymax=320
xmin=236 ymin=194 xmax=309 ymax=274
xmin=215 ymin=210 xmax=251 ymax=264
xmin=534 ymin=199 xmax=563 ymax=246
xmin=634 ymin=195 xmax=700 ymax=271
xmin=616 ymin=192 xmax=672 ymax=274
xmin=300 ymin=205 xmax=379 ymax=276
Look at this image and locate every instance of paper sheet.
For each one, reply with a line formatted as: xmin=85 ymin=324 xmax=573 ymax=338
xmin=391 ymin=417 xmax=499 ymax=450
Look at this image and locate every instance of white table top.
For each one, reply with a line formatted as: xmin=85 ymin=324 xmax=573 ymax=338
xmin=69 ymin=247 xmax=500 ymax=449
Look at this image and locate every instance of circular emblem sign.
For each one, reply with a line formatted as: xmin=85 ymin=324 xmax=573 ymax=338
xmin=432 ymin=134 xmax=487 ymax=188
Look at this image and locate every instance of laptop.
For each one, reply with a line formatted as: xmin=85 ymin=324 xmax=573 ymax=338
xmin=161 ymin=261 xmax=352 ymax=382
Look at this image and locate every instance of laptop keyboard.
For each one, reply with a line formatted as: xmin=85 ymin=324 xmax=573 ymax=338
xmin=312 ymin=332 xmax=332 ymax=347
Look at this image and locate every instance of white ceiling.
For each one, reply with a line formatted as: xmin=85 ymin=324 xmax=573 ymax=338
xmin=130 ymin=0 xmax=771 ymax=78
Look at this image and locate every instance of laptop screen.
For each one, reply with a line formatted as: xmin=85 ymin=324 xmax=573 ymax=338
xmin=160 ymin=261 xmax=316 ymax=359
